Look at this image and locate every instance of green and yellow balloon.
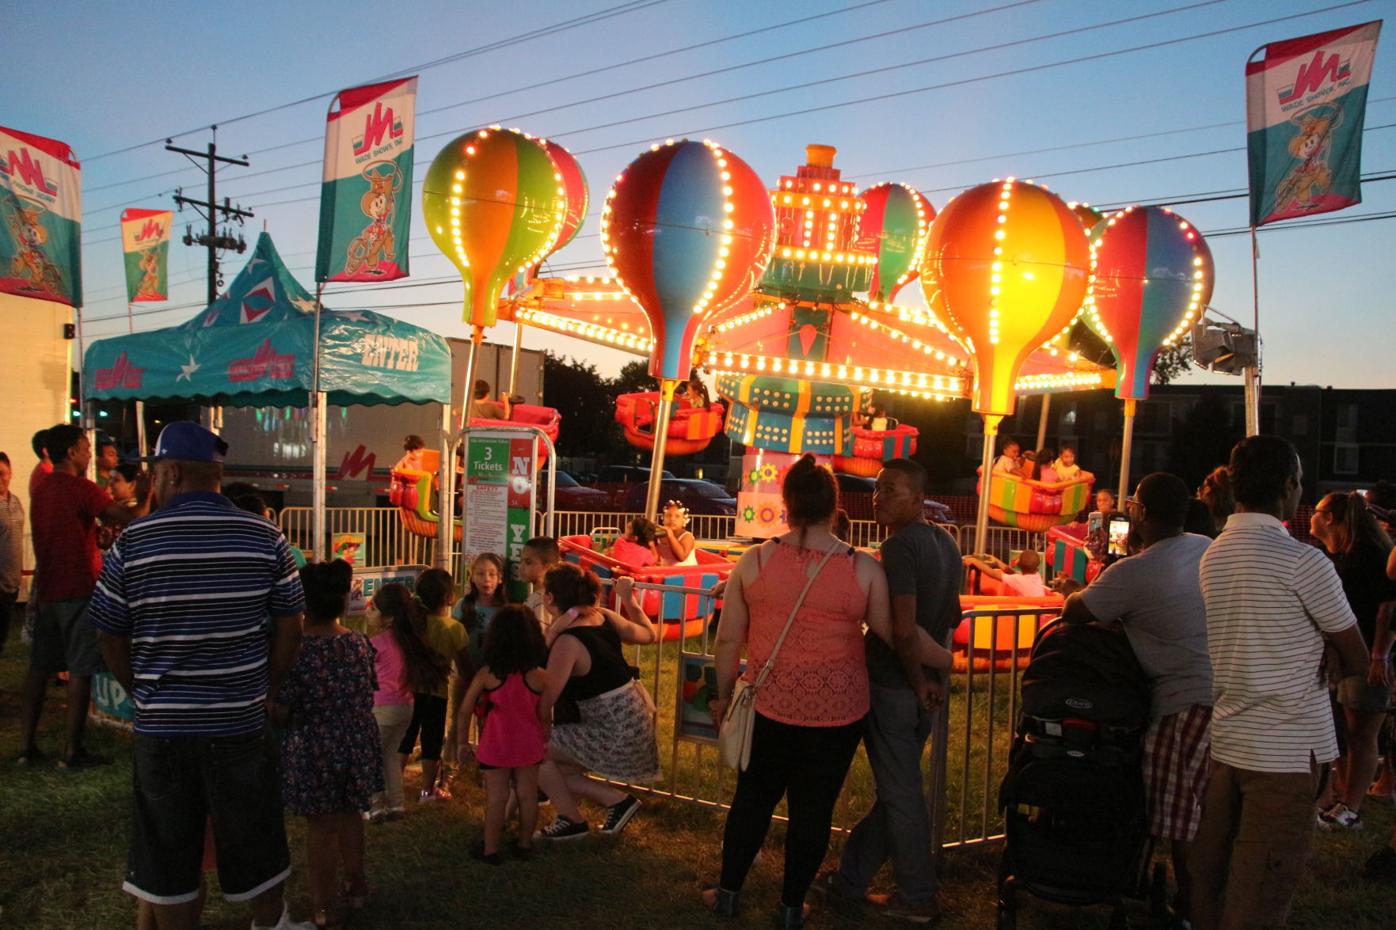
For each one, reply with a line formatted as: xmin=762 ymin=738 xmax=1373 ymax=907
xmin=422 ymin=127 xmax=566 ymax=329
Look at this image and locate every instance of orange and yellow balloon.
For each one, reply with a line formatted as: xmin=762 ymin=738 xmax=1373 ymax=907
xmin=422 ymin=127 xmax=565 ymax=329
xmin=922 ymin=179 xmax=1091 ymax=416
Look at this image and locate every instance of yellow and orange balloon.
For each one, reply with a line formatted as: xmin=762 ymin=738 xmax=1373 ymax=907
xmin=921 ymin=179 xmax=1091 ymax=416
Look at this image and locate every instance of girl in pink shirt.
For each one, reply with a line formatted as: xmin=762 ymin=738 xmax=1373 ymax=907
xmin=457 ymin=605 xmax=550 ymax=864
xmin=368 ymin=584 xmax=448 ymax=821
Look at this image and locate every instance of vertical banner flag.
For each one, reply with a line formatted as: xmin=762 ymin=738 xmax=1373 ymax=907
xmin=1247 ymin=21 xmax=1382 ymax=226
xmin=0 ymin=125 xmax=82 ymax=306
xmin=316 ymin=77 xmax=418 ymax=282
xmin=120 ymin=208 xmax=172 ymax=302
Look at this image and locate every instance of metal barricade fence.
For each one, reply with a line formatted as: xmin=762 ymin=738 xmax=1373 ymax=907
xmin=959 ymin=524 xmax=1046 ymax=563
xmin=281 ymin=506 xmax=970 ymax=571
xmin=594 ymin=578 xmax=1052 ymax=851
xmin=279 ymin=506 xmax=436 ymax=568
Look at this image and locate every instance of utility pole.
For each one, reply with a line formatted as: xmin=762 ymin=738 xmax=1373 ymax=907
xmin=168 ymin=127 xmax=253 ymax=305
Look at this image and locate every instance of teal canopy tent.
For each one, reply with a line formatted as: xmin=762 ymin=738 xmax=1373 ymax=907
xmin=83 ymin=233 xmax=452 ymax=559
xmin=84 ymin=232 xmax=451 ymax=407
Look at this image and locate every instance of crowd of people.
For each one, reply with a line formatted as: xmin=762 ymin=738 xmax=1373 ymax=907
xmin=4 ymin=417 xmax=1395 ymax=930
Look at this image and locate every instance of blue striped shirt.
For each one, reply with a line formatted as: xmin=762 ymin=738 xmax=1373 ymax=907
xmin=88 ymin=491 xmax=305 ymax=736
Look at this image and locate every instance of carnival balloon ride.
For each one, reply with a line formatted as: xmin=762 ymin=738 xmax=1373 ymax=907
xmin=1082 ymin=204 xmax=1215 ymax=501
xmin=508 ymin=147 xmax=1111 ymax=536
xmin=393 ymin=128 xmax=574 ymax=544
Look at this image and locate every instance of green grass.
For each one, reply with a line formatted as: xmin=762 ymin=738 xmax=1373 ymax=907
xmin=0 ymin=631 xmax=1391 ymax=930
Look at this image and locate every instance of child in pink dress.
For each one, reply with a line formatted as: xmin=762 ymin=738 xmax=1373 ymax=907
xmin=458 ymin=604 xmax=550 ymax=864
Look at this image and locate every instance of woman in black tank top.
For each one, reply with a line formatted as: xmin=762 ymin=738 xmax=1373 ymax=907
xmin=534 ymin=566 xmax=659 ymax=840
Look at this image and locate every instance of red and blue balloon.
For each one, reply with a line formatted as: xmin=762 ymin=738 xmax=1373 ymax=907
xmin=1085 ymin=205 xmax=1215 ymax=400
xmin=601 ymin=139 xmax=776 ymax=381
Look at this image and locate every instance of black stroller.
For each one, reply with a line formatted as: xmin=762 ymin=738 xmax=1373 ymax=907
xmin=995 ymin=618 xmax=1168 ymax=929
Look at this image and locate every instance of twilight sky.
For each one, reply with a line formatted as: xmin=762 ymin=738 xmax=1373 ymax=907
xmin=7 ymin=0 xmax=1394 ymax=387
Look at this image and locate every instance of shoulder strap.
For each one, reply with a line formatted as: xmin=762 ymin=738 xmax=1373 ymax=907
xmin=752 ymin=544 xmax=840 ymax=688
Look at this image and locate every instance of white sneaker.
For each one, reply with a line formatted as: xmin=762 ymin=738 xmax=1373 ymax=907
xmin=1318 ymin=801 xmax=1363 ymax=830
xmin=250 ymin=905 xmax=316 ymax=930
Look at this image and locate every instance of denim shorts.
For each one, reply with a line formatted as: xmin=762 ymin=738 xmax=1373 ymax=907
xmin=124 ymin=729 xmax=290 ymax=905
xmin=1337 ymin=674 xmax=1392 ymax=713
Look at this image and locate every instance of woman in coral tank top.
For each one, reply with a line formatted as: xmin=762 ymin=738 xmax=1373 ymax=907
xmin=702 ymin=455 xmax=895 ymax=928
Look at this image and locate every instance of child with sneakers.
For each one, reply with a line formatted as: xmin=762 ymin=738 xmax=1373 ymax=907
xmin=457 ymin=604 xmax=551 ymax=864
xmin=274 ymin=561 xmax=382 ymax=929
xmin=368 ymin=583 xmax=449 ymax=821
xmin=400 ymin=568 xmax=471 ymax=803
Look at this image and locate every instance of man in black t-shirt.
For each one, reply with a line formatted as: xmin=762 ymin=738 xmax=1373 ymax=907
xmin=822 ymin=458 xmax=961 ymax=923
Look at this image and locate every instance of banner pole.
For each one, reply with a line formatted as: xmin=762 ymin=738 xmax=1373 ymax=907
xmin=311 ymin=281 xmax=327 ymax=562
xmin=1246 ymin=225 xmax=1262 ymax=436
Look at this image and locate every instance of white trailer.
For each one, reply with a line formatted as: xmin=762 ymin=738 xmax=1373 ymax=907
xmin=219 ymin=338 xmax=545 ymax=507
xmin=0 ymin=293 xmax=74 ymax=597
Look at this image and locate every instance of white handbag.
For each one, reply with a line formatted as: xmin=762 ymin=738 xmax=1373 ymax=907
xmin=718 ymin=544 xmax=839 ymax=770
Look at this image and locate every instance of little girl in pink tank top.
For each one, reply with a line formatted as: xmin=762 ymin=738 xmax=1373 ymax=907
xmin=456 ymin=605 xmax=550 ymax=864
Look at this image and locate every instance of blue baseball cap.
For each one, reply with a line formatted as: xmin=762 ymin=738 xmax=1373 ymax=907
xmin=146 ymin=421 xmax=228 ymax=463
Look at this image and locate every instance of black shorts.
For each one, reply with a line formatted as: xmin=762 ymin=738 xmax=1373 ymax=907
xmin=398 ymin=693 xmax=448 ymax=761
xmin=125 ymin=729 xmax=290 ymax=905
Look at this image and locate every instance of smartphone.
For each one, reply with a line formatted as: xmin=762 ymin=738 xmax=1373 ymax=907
xmin=1086 ymin=510 xmax=1106 ymax=560
xmin=1108 ymin=517 xmax=1131 ymax=557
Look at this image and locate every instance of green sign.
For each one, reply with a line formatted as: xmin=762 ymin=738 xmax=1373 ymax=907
xmin=464 ymin=429 xmax=538 ymax=601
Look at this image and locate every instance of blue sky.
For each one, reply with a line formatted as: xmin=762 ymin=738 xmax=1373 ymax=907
xmin=7 ymin=0 xmax=1394 ymax=387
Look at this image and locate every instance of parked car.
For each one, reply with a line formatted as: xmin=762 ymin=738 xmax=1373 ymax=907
xmin=622 ymin=478 xmax=737 ymax=516
xmin=551 ymin=470 xmax=612 ymax=511
xmin=835 ymin=473 xmax=952 ymax=524
xmin=592 ymin=465 xmax=677 ymax=510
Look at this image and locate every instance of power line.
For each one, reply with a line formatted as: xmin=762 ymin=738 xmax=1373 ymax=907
xmin=1097 ymin=170 xmax=1396 ymax=210
xmin=916 ymin=123 xmax=1396 ymax=196
xmin=568 ymin=0 xmax=1375 ymax=155
xmin=220 ymin=0 xmax=1373 ymax=207
xmin=80 ymin=0 xmax=677 ymax=163
xmin=240 ymin=0 xmax=900 ymax=160
xmin=77 ymin=0 xmax=1232 ymax=217
xmin=79 ymin=0 xmax=1057 ymax=214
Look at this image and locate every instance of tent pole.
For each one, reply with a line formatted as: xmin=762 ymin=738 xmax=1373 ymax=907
xmin=973 ymin=415 xmax=1001 ymax=557
xmin=135 ymin=401 xmax=147 ymax=458
xmin=1118 ymin=398 xmax=1137 ymax=505
xmin=643 ymin=379 xmax=679 ymax=521
xmin=436 ymin=410 xmax=456 ymax=571
xmin=1246 ymin=225 xmax=1262 ymax=436
xmin=311 ymin=282 xmax=326 ymax=562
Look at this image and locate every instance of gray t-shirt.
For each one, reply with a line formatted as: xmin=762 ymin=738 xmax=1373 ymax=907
xmin=866 ymin=521 xmax=962 ymax=689
xmin=1081 ymin=532 xmax=1213 ymax=719
xmin=0 ymin=492 xmax=23 ymax=593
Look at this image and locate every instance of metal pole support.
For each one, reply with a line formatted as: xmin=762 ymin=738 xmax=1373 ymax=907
xmin=973 ymin=414 xmax=1002 ymax=555
xmin=643 ymin=379 xmax=678 ymax=520
xmin=1117 ymin=398 xmax=1137 ymax=505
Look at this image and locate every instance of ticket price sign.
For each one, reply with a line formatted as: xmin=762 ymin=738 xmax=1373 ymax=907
xmin=464 ymin=429 xmax=538 ymax=601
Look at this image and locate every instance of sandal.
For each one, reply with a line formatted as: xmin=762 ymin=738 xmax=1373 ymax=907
xmin=700 ymin=885 xmax=740 ymax=919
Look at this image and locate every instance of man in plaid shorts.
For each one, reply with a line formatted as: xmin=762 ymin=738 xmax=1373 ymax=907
xmin=1063 ymin=472 xmax=1213 ymax=924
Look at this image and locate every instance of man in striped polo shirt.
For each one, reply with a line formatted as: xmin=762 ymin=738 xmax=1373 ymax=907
xmin=1190 ymin=435 xmax=1370 ymax=930
xmin=90 ymin=422 xmax=314 ymax=930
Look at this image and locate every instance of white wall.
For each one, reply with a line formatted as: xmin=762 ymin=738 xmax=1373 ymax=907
xmin=0 ymin=293 xmax=74 ymax=590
